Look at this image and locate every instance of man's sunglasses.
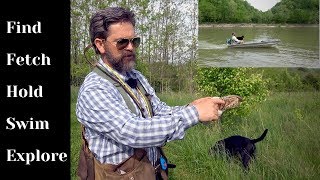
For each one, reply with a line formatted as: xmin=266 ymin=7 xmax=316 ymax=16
xmin=115 ymin=37 xmax=141 ymax=50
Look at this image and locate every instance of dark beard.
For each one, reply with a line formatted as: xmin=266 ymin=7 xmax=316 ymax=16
xmin=105 ymin=50 xmax=136 ymax=73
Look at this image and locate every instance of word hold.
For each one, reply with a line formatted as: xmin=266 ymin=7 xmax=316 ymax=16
xmin=7 ymin=21 xmax=42 ymax=34
xmin=7 ymin=85 xmax=43 ymax=98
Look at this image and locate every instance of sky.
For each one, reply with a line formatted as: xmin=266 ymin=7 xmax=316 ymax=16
xmin=245 ymin=0 xmax=281 ymax=12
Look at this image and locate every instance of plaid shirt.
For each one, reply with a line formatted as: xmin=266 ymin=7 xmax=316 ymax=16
xmin=76 ymin=61 xmax=199 ymax=165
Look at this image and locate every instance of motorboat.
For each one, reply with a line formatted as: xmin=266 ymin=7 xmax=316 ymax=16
xmin=227 ymin=40 xmax=280 ymax=48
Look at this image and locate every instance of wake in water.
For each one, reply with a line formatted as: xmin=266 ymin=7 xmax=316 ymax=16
xmin=199 ymin=40 xmax=227 ymax=50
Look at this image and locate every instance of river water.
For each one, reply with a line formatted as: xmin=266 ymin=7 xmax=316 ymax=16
xmin=198 ymin=26 xmax=319 ymax=68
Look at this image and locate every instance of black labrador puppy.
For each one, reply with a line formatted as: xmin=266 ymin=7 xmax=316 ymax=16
xmin=209 ymin=129 xmax=268 ymax=170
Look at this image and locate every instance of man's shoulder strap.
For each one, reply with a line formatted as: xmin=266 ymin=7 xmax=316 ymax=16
xmin=93 ymin=66 xmax=137 ymax=115
xmin=93 ymin=66 xmax=119 ymax=86
xmin=93 ymin=66 xmax=153 ymax=117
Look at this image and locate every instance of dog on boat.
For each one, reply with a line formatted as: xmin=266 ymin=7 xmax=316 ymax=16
xmin=209 ymin=129 xmax=268 ymax=170
xmin=237 ymin=35 xmax=244 ymax=40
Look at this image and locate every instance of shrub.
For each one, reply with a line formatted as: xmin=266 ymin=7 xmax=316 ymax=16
xmin=195 ymin=67 xmax=269 ymax=122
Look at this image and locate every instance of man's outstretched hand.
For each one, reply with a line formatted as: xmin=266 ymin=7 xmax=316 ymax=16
xmin=190 ymin=97 xmax=225 ymax=122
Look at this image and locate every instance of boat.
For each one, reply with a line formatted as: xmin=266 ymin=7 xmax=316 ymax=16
xmin=227 ymin=40 xmax=280 ymax=48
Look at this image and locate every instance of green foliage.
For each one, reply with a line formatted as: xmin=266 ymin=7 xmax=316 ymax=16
xmin=199 ymin=0 xmax=319 ymax=24
xmin=302 ymin=73 xmax=320 ymax=91
xmin=135 ymin=58 xmax=149 ymax=76
xmin=195 ymin=67 xmax=269 ymax=120
xmin=199 ymin=0 xmax=258 ymax=23
xmin=259 ymin=68 xmax=320 ymax=92
xmin=198 ymin=0 xmax=216 ymax=23
xmin=71 ymin=60 xmax=92 ymax=86
xmin=272 ymin=0 xmax=319 ymax=24
xmin=268 ymin=69 xmax=303 ymax=92
xmin=146 ymin=60 xmax=197 ymax=93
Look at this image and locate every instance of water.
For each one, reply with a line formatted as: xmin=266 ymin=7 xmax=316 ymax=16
xmin=198 ymin=26 xmax=319 ymax=68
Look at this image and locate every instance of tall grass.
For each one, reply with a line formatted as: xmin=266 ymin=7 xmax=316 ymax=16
xmin=71 ymin=86 xmax=81 ymax=180
xmin=71 ymin=87 xmax=320 ymax=179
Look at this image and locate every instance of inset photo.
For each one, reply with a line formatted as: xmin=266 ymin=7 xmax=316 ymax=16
xmin=198 ymin=0 xmax=319 ymax=68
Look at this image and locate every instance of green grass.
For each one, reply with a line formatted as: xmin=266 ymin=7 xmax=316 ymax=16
xmin=71 ymin=86 xmax=81 ymax=180
xmin=71 ymin=87 xmax=320 ymax=179
xmin=165 ymin=91 xmax=320 ymax=179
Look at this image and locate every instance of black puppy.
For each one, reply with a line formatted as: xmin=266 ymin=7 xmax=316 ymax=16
xmin=237 ymin=35 xmax=244 ymax=40
xmin=209 ymin=129 xmax=268 ymax=170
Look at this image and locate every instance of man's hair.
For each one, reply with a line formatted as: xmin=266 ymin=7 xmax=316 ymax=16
xmin=89 ymin=7 xmax=136 ymax=54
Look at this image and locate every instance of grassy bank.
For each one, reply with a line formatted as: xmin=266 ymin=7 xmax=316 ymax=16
xmin=165 ymin=91 xmax=320 ymax=179
xmin=71 ymin=87 xmax=320 ymax=179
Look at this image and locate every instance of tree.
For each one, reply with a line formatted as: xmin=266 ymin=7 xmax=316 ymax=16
xmin=198 ymin=0 xmax=319 ymax=24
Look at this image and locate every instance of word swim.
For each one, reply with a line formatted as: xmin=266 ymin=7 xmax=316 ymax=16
xmin=7 ymin=149 xmax=67 ymax=165
xmin=6 ymin=117 xmax=49 ymax=130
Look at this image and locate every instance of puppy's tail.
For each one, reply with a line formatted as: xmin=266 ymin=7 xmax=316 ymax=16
xmin=251 ymin=129 xmax=268 ymax=143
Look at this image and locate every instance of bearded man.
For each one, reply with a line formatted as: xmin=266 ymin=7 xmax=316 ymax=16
xmin=76 ymin=7 xmax=224 ymax=180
